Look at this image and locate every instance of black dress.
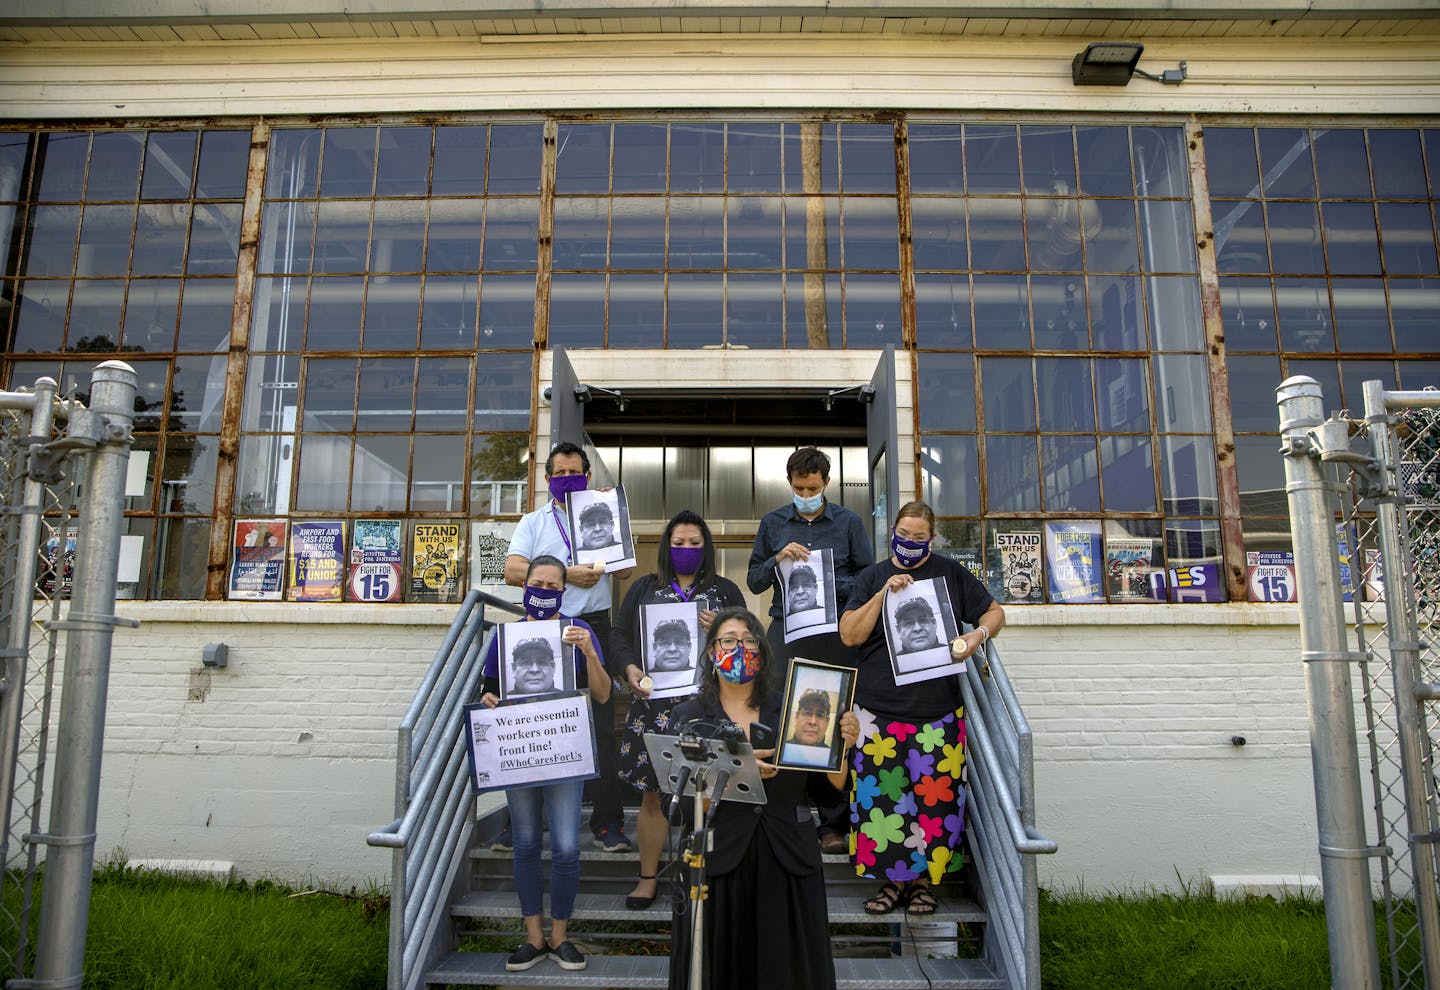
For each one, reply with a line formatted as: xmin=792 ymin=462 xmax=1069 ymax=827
xmin=665 ymin=695 xmax=838 ymax=990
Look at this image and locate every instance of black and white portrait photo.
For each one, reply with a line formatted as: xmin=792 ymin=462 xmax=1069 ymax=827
xmin=776 ymin=548 xmax=838 ymax=644
xmin=566 ymin=486 xmax=637 ymax=570
xmin=882 ymin=577 xmax=962 ymax=686
xmin=639 ymin=600 xmax=703 ymax=699
xmin=498 ymin=618 xmax=576 ymax=700
xmin=776 ymin=657 xmax=856 ymax=773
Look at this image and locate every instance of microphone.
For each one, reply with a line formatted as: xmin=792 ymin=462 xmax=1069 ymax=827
xmin=669 ymin=764 xmax=693 ymax=824
xmin=704 ymin=769 xmax=731 ymax=827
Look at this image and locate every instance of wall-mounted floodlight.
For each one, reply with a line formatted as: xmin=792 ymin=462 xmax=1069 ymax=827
xmin=1071 ymin=42 xmax=1187 ymax=86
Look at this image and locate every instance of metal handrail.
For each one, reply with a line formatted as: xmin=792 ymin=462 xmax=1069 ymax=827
xmin=367 ymin=587 xmax=522 ymax=990
xmin=959 ymin=638 xmax=1056 ymax=990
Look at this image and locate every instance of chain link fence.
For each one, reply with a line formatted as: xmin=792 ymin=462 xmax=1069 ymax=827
xmin=0 ymin=379 xmax=77 ymax=983
xmin=1338 ymin=387 xmax=1440 ymax=989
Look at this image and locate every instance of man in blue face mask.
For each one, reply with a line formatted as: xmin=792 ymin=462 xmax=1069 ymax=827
xmin=746 ymin=446 xmax=873 ymax=854
xmin=505 ymin=441 xmax=636 ymax=853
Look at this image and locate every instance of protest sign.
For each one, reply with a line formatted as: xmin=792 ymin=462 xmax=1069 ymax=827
xmin=229 ymin=519 xmax=286 ymax=601
xmin=288 ymin=520 xmax=345 ymax=602
xmin=463 ymin=693 xmax=598 ymax=794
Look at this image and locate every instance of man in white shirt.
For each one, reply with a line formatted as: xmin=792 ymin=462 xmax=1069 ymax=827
xmin=505 ymin=441 xmax=635 ymax=852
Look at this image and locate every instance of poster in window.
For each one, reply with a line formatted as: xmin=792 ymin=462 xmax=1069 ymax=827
xmin=1364 ymin=549 xmax=1385 ymax=602
xmin=409 ymin=521 xmax=464 ymax=603
xmin=881 ymin=577 xmax=962 ymax=686
xmin=565 ymin=486 xmax=636 ymax=571
xmin=1161 ymin=561 xmax=1226 ymax=603
xmin=348 ymin=519 xmax=403 ymax=603
xmin=776 ymin=548 xmax=838 ymax=644
xmin=229 ymin=519 xmax=287 ymax=601
xmin=990 ymin=531 xmax=1043 ymax=604
xmin=37 ymin=526 xmax=78 ymax=599
xmin=288 ymin=520 xmax=346 ymax=602
xmin=1335 ymin=525 xmax=1356 ymax=604
xmin=1046 ymin=522 xmax=1104 ymax=604
xmin=1246 ymin=550 xmax=1297 ymax=603
xmin=1105 ymin=537 xmax=1163 ymax=603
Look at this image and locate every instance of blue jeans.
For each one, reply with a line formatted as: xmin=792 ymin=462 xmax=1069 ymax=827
xmin=506 ymin=778 xmax=584 ymax=920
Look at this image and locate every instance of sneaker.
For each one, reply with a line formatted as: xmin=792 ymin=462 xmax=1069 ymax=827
xmin=549 ymin=940 xmax=587 ymax=971
xmin=490 ymin=825 xmax=513 ymax=851
xmin=505 ymin=941 xmax=548 ymax=972
xmin=594 ymin=823 xmax=633 ymax=853
xmin=819 ymin=829 xmax=848 ymax=855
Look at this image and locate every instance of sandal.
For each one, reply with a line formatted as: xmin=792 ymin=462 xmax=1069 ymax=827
xmin=625 ymin=874 xmax=658 ymax=910
xmin=864 ymin=881 xmax=905 ymax=915
xmin=905 ymin=882 xmax=938 ymax=915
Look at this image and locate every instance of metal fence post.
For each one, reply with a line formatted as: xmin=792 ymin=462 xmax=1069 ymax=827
xmin=1363 ymin=378 xmax=1440 ymax=983
xmin=1276 ymin=375 xmax=1382 ymax=990
xmin=29 ymin=361 xmax=137 ymax=990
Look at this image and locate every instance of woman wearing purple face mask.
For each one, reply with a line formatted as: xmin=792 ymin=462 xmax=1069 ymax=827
xmin=839 ymin=501 xmax=1006 ymax=919
xmin=610 ymin=510 xmax=745 ymax=910
xmin=666 ymin=607 xmax=859 ymax=990
xmin=477 ymin=555 xmax=610 ymax=973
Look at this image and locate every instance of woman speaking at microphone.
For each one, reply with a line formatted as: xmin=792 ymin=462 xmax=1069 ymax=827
xmin=666 ymin=607 xmax=859 ymax=990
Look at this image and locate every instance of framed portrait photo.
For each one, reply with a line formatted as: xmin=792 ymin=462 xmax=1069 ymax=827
xmin=882 ymin=576 xmax=962 ymax=686
xmin=498 ymin=618 xmax=577 ymax=701
xmin=566 ymin=486 xmax=637 ymax=570
xmin=775 ymin=657 xmax=856 ymax=774
xmin=639 ymin=600 xmax=703 ymax=699
xmin=776 ymin=548 xmax=839 ymax=644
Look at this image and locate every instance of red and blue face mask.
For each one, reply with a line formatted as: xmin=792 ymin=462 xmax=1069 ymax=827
xmin=712 ymin=643 xmax=761 ymax=685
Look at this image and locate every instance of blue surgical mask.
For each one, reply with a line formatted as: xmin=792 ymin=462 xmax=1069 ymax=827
xmin=792 ymin=492 xmax=824 ymax=515
xmin=522 ymin=585 xmax=563 ymax=620
xmin=891 ymin=532 xmax=931 ymax=568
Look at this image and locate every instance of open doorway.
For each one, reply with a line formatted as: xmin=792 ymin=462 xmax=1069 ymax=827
xmin=576 ymin=391 xmax=870 ymax=613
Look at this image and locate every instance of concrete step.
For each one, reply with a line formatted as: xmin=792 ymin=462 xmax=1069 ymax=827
xmin=425 ymin=951 xmax=1003 ymax=988
xmin=450 ymin=888 xmax=988 ymax=926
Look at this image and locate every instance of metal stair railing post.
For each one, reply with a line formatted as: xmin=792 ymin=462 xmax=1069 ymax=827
xmin=368 ymin=588 xmax=524 ymax=990
xmin=959 ymin=638 xmax=1057 ymax=990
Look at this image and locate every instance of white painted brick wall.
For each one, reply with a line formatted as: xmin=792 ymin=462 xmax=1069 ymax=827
xmin=87 ymin=600 xmax=1333 ymax=892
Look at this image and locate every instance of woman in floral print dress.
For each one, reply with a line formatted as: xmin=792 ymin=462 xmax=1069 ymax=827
xmin=611 ymin=510 xmax=745 ymax=909
xmin=838 ymin=500 xmax=1006 ymax=915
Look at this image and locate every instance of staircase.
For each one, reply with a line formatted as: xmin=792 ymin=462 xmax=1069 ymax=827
xmin=424 ymin=806 xmax=1006 ymax=988
xmin=369 ymin=590 xmax=1055 ymax=990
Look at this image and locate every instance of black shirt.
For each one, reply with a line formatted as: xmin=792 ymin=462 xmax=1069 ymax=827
xmin=610 ymin=572 xmax=746 ymax=677
xmin=844 ymin=554 xmax=996 ymax=722
xmin=747 ymin=500 xmax=874 ymax=622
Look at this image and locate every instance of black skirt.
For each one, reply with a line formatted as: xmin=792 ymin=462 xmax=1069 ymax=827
xmin=667 ymin=823 xmax=837 ymax=990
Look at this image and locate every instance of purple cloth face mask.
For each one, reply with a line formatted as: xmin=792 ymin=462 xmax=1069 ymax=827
xmin=891 ymin=532 xmax=930 ymax=568
xmin=547 ymin=473 xmax=588 ymax=504
xmin=522 ymin=585 xmax=563 ymax=620
xmin=670 ymin=545 xmax=705 ymax=576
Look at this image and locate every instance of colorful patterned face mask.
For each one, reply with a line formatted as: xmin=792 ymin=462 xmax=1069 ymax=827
xmin=711 ymin=643 xmax=761 ymax=684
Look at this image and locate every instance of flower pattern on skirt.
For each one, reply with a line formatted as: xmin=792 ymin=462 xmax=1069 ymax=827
xmin=850 ymin=703 xmax=966 ymax=884
xmin=619 ymin=695 xmax=686 ymax=792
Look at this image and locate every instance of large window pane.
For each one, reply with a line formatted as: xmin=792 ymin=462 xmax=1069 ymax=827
xmin=611 ymin=123 xmax=668 ymax=194
xmin=1096 ymin=357 xmax=1150 ymax=433
xmin=555 ymin=125 xmax=611 ymax=195
xmin=668 ymin=197 xmax=722 ymax=270
xmin=1042 ymin=435 xmax=1100 ymax=511
xmin=548 ymin=273 xmax=605 ymax=349
xmin=1369 ymin=129 xmax=1427 ymax=199
xmin=1159 ymin=436 xmax=1219 ymax=515
xmin=908 ymin=125 xmax=964 ymax=194
xmin=972 ymin=274 xmax=1030 ymax=350
xmin=727 ymin=197 xmax=783 ymax=270
xmin=1378 ymin=203 xmax=1438 ymax=275
xmin=1088 ymin=274 xmax=1143 ymax=351
xmin=726 ymin=273 xmax=783 ymax=349
xmin=914 ymin=275 xmax=972 ymax=349
xmin=1037 ymin=357 xmax=1094 ymax=433
xmin=1258 ymin=128 xmax=1316 ymax=199
xmin=1314 ymin=129 xmax=1373 ymax=199
xmin=375 ymin=126 xmax=430 ymax=198
xmin=911 ymin=198 xmax=967 ymax=271
xmin=357 ymin=358 xmax=416 ymax=431
xmin=667 ymin=273 xmax=723 ymax=348
xmin=1146 ymin=276 xmax=1204 ymax=352
xmin=1332 ymin=278 xmax=1392 ymax=352
xmin=920 ymin=434 xmax=979 ymax=515
xmin=123 ymin=279 xmax=180 ymax=352
xmin=470 ymin=433 xmax=529 ymax=516
xmin=170 ymin=354 xmax=227 ymax=433
xmin=982 ymin=357 xmax=1036 ymax=432
xmin=1227 ymin=354 xmax=1284 ymax=433
xmin=608 ymin=274 xmax=665 ymax=348
xmin=176 ymin=278 xmax=235 ymax=352
xmin=669 ymin=123 xmax=725 ymax=194
xmin=1076 ymin=125 xmax=1132 ymax=198
xmin=1266 ymin=202 xmax=1325 ymax=274
xmin=1206 ymin=129 xmax=1260 ymax=199
xmin=1100 ymin=435 xmax=1156 ymax=512
xmin=318 ymin=127 xmax=377 ymax=199
xmin=483 ymin=198 xmax=538 ymax=271
xmin=411 ymin=434 xmax=466 ymax=511
xmin=1152 ymin=354 xmax=1210 ymax=434
xmin=1321 ymin=202 xmax=1381 ymax=275
xmin=476 ymin=273 xmax=536 ymax=350
xmin=88 ymin=132 xmax=144 ymax=200
xmin=473 ymin=352 xmax=532 ymax=431
xmin=486 ymin=125 xmax=544 ymax=196
xmin=917 ymin=352 xmax=976 ymax=431
xmin=302 ymin=358 xmax=356 ymax=431
xmin=984 ymin=435 xmax=1040 ymax=512
xmin=306 ymin=275 xmax=364 ymax=350
xmin=1275 ymin=277 xmax=1334 ymax=353
xmin=362 ymin=274 xmax=422 ymax=350
xmin=77 ymin=204 xmax=135 ymax=276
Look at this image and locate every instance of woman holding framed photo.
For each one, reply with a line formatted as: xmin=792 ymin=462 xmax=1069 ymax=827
xmin=611 ymin=510 xmax=745 ymax=910
xmin=477 ymin=555 xmax=610 ymax=973
xmin=838 ymin=501 xmax=1006 ymax=917
xmin=667 ymin=607 xmax=859 ymax=990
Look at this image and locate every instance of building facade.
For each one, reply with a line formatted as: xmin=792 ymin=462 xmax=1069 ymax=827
xmin=0 ymin=2 xmax=1437 ymax=888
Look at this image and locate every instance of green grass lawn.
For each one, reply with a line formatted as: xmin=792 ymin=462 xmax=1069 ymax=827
xmin=0 ymin=866 xmax=1376 ymax=989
